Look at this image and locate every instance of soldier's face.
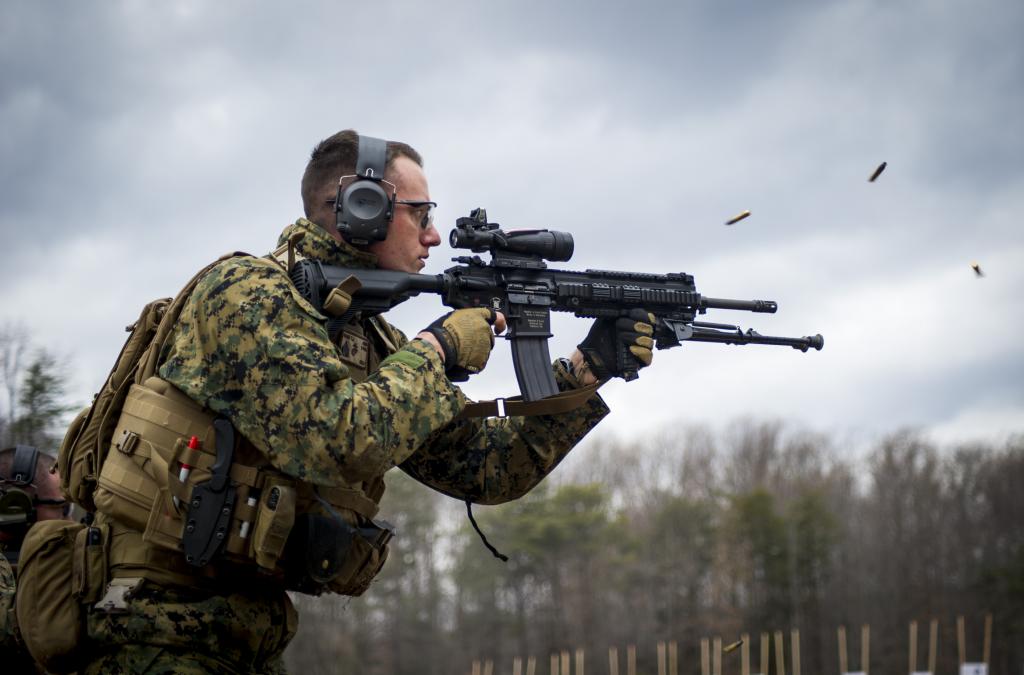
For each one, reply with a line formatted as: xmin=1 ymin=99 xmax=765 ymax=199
xmin=34 ymin=468 xmax=70 ymax=522
xmin=369 ymin=156 xmax=441 ymax=273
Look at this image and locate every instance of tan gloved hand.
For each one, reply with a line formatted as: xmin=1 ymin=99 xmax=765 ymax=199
xmin=422 ymin=308 xmax=498 ymax=380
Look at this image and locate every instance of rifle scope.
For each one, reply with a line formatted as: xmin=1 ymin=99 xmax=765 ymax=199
xmin=450 ymin=212 xmax=574 ymax=262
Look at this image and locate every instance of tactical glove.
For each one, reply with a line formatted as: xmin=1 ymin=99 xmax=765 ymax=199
xmin=422 ymin=308 xmax=498 ymax=380
xmin=578 ymin=309 xmax=656 ymax=381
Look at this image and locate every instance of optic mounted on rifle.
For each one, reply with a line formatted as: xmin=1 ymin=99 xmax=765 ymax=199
xmin=450 ymin=208 xmax=574 ymax=268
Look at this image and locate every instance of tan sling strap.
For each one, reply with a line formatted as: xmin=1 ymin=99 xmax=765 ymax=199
xmin=362 ymin=315 xmax=603 ymax=419
xmin=456 ymin=382 xmax=602 ymax=419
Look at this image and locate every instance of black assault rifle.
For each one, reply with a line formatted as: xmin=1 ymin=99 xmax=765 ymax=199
xmin=290 ymin=208 xmax=823 ymax=402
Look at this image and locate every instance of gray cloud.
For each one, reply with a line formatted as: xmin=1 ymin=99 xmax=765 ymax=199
xmin=1 ymin=0 xmax=1021 ymax=446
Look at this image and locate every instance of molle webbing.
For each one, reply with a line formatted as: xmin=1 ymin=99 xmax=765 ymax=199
xmin=96 ymin=377 xmax=381 ymax=588
xmin=121 ymin=377 xmax=380 ymax=520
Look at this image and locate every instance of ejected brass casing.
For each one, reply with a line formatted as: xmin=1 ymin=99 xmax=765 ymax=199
xmin=725 ymin=210 xmax=751 ymax=225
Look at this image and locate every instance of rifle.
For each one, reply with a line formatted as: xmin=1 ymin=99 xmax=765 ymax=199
xmin=290 ymin=209 xmax=823 ymax=402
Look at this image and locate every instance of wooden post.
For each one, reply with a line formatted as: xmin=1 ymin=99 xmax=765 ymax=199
xmin=983 ymin=613 xmax=993 ymax=665
xmin=669 ymin=640 xmax=679 ymax=675
xmin=658 ymin=641 xmax=667 ymax=675
xmin=791 ymin=629 xmax=801 ymax=675
xmin=576 ymin=648 xmax=585 ymax=675
xmin=473 ymin=660 xmax=482 ymax=675
xmin=760 ymin=632 xmax=769 ymax=675
xmin=909 ymin=621 xmax=918 ymax=673
xmin=514 ymin=656 xmax=523 ymax=675
xmin=838 ymin=626 xmax=848 ymax=675
xmin=551 ymin=653 xmax=559 ymax=675
xmin=527 ymin=656 xmax=537 ymax=675
xmin=609 ymin=647 xmax=619 ymax=675
xmin=627 ymin=645 xmax=637 ymax=675
xmin=927 ymin=620 xmax=938 ymax=675
xmin=561 ymin=650 xmax=570 ymax=675
xmin=957 ymin=615 xmax=967 ymax=665
xmin=484 ymin=660 xmax=494 ymax=675
xmin=774 ymin=630 xmax=786 ymax=675
xmin=741 ymin=633 xmax=750 ymax=675
xmin=861 ymin=624 xmax=870 ymax=675
xmin=702 ymin=638 xmax=711 ymax=675
xmin=713 ymin=637 xmax=722 ymax=675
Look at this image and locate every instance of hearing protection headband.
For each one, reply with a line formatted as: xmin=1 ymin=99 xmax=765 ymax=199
xmin=335 ymin=135 xmax=396 ymax=245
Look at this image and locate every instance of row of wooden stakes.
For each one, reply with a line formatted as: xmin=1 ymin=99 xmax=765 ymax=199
xmin=469 ymin=614 xmax=993 ymax=675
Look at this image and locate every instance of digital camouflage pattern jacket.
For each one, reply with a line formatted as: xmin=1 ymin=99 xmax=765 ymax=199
xmin=85 ymin=218 xmax=609 ymax=673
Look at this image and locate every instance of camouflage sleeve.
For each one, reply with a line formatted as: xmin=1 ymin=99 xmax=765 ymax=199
xmin=398 ymin=358 xmax=609 ymax=504
xmin=159 ymin=257 xmax=467 ymax=485
xmin=0 ymin=556 xmax=18 ymax=652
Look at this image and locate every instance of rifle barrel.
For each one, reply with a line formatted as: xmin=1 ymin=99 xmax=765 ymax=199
xmin=702 ymin=297 xmax=778 ymax=314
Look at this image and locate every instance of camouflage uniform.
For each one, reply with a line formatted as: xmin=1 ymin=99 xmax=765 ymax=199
xmin=84 ymin=218 xmax=609 ymax=673
xmin=1 ymin=554 xmax=17 ymax=651
xmin=2 ymin=553 xmax=40 ymax=672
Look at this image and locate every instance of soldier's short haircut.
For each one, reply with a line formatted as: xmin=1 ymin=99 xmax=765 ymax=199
xmin=301 ymin=129 xmax=423 ymax=219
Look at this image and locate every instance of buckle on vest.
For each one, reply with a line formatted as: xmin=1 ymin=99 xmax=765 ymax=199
xmin=94 ymin=577 xmax=143 ymax=614
xmin=116 ymin=430 xmax=139 ymax=455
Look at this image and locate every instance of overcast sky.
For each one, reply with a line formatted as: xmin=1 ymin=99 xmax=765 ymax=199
xmin=1 ymin=0 xmax=1021 ymax=454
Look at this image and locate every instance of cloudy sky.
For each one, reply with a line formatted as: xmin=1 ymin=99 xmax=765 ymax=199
xmin=1 ymin=0 xmax=1021 ymax=453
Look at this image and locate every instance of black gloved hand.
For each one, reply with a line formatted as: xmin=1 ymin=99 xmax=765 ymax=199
xmin=577 ymin=309 xmax=656 ymax=381
xmin=422 ymin=308 xmax=498 ymax=380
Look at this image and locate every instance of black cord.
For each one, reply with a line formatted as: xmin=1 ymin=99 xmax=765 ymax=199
xmin=465 ymin=499 xmax=508 ymax=562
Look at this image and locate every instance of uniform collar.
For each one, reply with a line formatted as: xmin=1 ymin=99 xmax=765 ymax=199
xmin=276 ymin=218 xmax=379 ymax=269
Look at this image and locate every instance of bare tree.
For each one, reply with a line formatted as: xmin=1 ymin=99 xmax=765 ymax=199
xmin=0 ymin=321 xmax=29 ymax=442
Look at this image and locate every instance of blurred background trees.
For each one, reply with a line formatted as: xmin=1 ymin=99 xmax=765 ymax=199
xmin=0 ymin=322 xmax=72 ymax=453
xmin=287 ymin=423 xmax=1024 ymax=675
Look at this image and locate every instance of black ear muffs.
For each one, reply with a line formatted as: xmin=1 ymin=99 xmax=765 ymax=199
xmin=0 ymin=445 xmax=40 ymax=530
xmin=0 ymin=488 xmax=34 ymax=528
xmin=336 ymin=135 xmax=395 ymax=245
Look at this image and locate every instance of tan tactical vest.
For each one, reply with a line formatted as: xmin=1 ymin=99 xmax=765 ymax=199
xmin=79 ymin=249 xmax=396 ymax=597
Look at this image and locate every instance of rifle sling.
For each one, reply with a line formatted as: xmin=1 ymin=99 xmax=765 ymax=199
xmin=456 ymin=383 xmax=601 ymax=419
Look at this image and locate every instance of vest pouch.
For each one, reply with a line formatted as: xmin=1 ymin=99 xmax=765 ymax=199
xmin=93 ymin=381 xmax=219 ymax=554
xmin=93 ymin=437 xmax=159 ymax=537
xmin=277 ymin=512 xmax=392 ymax=597
xmin=326 ymin=519 xmax=391 ymax=597
xmin=252 ymin=481 xmax=296 ymax=570
xmin=16 ymin=519 xmax=107 ymax=674
xmin=73 ymin=522 xmax=110 ymax=605
xmin=282 ymin=513 xmax=352 ymax=594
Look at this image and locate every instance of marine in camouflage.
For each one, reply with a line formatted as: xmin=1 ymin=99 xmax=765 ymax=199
xmin=85 ymin=218 xmax=609 ymax=672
